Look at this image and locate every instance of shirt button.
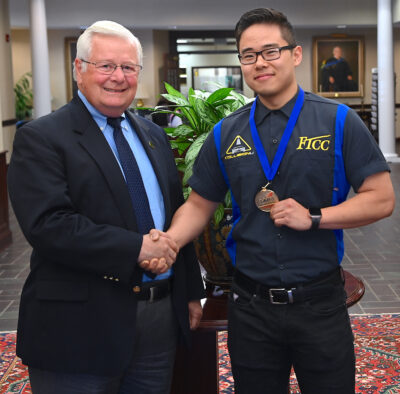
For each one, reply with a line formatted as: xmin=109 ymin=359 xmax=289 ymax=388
xmin=272 ymin=138 xmax=278 ymax=144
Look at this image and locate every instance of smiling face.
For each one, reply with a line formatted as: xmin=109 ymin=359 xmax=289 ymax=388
xmin=239 ymin=23 xmax=302 ymax=109
xmin=75 ymin=34 xmax=139 ymax=117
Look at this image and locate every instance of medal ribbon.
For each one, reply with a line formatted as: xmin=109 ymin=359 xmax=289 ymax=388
xmin=249 ymin=86 xmax=304 ymax=182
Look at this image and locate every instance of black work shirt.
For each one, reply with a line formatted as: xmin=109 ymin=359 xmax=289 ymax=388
xmin=189 ymin=90 xmax=389 ymax=287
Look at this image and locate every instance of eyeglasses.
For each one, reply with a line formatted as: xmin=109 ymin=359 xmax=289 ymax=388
xmin=80 ymin=59 xmax=143 ymax=75
xmin=238 ymin=45 xmax=296 ymax=65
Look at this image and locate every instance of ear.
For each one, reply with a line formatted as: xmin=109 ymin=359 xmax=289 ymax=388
xmin=293 ymin=45 xmax=302 ymax=67
xmin=74 ymin=58 xmax=83 ymax=84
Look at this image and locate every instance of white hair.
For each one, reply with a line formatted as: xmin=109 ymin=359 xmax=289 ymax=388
xmin=73 ymin=20 xmax=143 ymax=80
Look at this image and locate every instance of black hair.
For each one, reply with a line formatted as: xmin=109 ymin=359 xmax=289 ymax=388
xmin=235 ymin=8 xmax=296 ymax=50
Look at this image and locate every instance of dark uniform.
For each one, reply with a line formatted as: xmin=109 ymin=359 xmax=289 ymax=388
xmin=321 ymin=57 xmax=357 ymax=92
xmin=188 ymin=88 xmax=389 ymax=393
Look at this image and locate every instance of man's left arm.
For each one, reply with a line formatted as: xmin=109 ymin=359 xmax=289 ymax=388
xmin=271 ymin=171 xmax=394 ymax=230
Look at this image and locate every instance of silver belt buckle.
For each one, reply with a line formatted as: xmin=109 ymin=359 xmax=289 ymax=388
xmin=269 ymin=288 xmax=294 ymax=304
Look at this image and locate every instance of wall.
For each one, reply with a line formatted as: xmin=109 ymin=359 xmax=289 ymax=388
xmin=9 ymin=25 xmax=400 ymax=138
xmin=152 ymin=30 xmax=170 ymax=102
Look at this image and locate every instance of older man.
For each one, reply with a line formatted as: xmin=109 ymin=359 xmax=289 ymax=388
xmin=8 ymin=20 xmax=204 ymax=394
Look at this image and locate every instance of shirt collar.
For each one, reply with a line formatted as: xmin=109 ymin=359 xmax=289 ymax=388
xmin=77 ymin=90 xmax=126 ymax=130
xmin=255 ymin=88 xmax=300 ymax=126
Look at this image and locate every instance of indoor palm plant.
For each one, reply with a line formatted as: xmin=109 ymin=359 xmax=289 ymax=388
xmin=14 ymin=72 xmax=33 ymax=122
xmin=152 ymin=82 xmax=253 ymax=284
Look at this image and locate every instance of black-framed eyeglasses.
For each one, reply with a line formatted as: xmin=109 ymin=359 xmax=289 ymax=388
xmin=80 ymin=59 xmax=143 ymax=75
xmin=238 ymin=44 xmax=296 ymax=65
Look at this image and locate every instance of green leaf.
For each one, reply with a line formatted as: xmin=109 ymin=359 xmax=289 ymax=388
xmin=206 ymin=88 xmax=234 ymax=104
xmin=164 ymin=82 xmax=188 ymax=102
xmin=224 ymin=191 xmax=232 ymax=208
xmin=213 ymin=203 xmax=225 ymax=226
xmin=172 ymin=124 xmax=194 ymax=138
xmin=182 ymin=161 xmax=194 ymax=185
xmin=162 ymin=94 xmax=190 ymax=107
xmin=169 ymin=140 xmax=191 ymax=155
xmin=183 ymin=186 xmax=192 ymax=200
xmin=184 ymin=132 xmax=209 ymax=166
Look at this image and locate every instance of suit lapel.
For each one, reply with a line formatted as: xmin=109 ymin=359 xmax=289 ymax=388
xmin=69 ymin=97 xmax=138 ymax=230
xmin=126 ymin=111 xmax=173 ymax=227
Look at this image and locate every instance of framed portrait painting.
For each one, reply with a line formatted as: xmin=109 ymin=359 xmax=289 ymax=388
xmin=313 ymin=36 xmax=364 ymax=98
xmin=65 ymin=37 xmax=78 ymax=102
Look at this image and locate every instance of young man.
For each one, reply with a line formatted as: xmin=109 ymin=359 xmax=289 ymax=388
xmin=8 ymin=20 xmax=204 ymax=394
xmin=145 ymin=7 xmax=395 ymax=394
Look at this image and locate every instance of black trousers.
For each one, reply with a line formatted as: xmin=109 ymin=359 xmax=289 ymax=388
xmin=28 ymin=295 xmax=178 ymax=394
xmin=227 ymin=273 xmax=355 ymax=394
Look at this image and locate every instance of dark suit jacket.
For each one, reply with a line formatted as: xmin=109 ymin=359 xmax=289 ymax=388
xmin=7 ymin=96 xmax=205 ymax=376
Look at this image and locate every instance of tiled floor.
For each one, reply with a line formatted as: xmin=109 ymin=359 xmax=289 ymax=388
xmin=1 ymin=164 xmax=400 ymax=330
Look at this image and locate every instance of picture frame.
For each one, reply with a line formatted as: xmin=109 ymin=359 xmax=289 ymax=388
xmin=192 ymin=66 xmax=243 ymax=93
xmin=312 ymin=36 xmax=364 ymax=98
xmin=65 ymin=37 xmax=78 ymax=102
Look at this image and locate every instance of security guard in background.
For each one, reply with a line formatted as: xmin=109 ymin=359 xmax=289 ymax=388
xmin=142 ymin=8 xmax=395 ymax=394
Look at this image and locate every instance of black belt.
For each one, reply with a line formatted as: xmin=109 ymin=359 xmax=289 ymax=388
xmin=233 ymin=268 xmax=343 ymax=305
xmin=133 ymin=278 xmax=171 ymax=302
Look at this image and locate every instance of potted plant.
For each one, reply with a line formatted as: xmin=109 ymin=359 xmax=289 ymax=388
xmin=152 ymin=82 xmax=253 ymax=286
xmin=14 ymin=72 xmax=33 ymax=125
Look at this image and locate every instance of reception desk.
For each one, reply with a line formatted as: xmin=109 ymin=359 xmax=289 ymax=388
xmin=0 ymin=151 xmax=12 ymax=251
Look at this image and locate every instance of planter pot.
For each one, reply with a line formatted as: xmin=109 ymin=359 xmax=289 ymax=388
xmin=193 ymin=210 xmax=234 ymax=294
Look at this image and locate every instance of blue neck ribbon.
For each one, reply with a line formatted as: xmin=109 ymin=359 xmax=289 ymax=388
xmin=249 ymin=86 xmax=305 ymax=182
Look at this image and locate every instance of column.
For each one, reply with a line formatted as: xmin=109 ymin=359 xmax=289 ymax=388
xmin=29 ymin=0 xmax=51 ymax=118
xmin=377 ymin=0 xmax=398 ymax=159
xmin=0 ymin=0 xmax=16 ymax=159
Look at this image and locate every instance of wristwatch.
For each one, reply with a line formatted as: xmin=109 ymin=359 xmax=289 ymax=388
xmin=309 ymin=208 xmax=322 ymax=230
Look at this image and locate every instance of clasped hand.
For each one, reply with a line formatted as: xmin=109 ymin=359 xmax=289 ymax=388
xmin=138 ymin=229 xmax=178 ymax=275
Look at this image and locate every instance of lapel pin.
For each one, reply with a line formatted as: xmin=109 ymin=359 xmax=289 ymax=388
xmin=149 ymin=141 xmax=155 ymax=149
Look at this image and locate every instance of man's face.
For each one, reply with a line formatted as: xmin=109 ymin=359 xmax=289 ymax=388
xmin=333 ymin=46 xmax=342 ymax=59
xmin=75 ymin=34 xmax=139 ymax=117
xmin=238 ymin=23 xmax=302 ymax=108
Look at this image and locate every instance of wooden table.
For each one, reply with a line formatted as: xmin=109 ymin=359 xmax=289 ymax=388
xmin=0 ymin=151 xmax=12 ymax=251
xmin=171 ymin=270 xmax=364 ymax=394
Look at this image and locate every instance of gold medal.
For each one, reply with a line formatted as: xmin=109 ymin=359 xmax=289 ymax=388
xmin=255 ymin=183 xmax=279 ymax=212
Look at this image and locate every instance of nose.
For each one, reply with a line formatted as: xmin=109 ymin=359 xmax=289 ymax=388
xmin=255 ymin=53 xmax=268 ymax=67
xmin=110 ymin=65 xmax=126 ymax=81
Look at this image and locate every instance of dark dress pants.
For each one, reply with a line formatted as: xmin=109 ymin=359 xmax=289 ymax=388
xmin=29 ymin=294 xmax=178 ymax=394
xmin=227 ymin=280 xmax=355 ymax=394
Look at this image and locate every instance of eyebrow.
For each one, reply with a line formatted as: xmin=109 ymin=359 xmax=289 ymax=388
xmin=240 ymin=43 xmax=280 ymax=53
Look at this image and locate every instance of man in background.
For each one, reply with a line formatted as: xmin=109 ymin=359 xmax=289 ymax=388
xmin=8 ymin=20 xmax=204 ymax=394
xmin=321 ymin=45 xmax=357 ymax=92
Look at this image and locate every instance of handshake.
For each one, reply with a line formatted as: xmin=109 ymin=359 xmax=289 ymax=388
xmin=137 ymin=229 xmax=179 ymax=275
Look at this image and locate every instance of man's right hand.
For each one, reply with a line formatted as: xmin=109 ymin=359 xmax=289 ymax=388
xmin=138 ymin=230 xmax=178 ymax=275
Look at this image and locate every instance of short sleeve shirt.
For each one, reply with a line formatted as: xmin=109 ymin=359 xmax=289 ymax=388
xmin=189 ymin=90 xmax=389 ymax=286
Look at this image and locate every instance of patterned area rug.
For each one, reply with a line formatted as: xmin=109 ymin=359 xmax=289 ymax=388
xmin=219 ymin=314 xmax=400 ymax=393
xmin=0 ymin=332 xmax=30 ymax=393
xmin=0 ymin=314 xmax=399 ymax=393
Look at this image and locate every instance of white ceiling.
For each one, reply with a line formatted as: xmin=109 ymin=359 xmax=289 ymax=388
xmin=9 ymin=0 xmax=380 ymax=30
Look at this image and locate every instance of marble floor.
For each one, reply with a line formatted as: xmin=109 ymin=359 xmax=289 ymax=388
xmin=1 ymin=163 xmax=400 ymax=331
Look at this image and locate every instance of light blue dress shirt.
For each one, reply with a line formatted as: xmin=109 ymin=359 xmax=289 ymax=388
xmin=78 ymin=90 xmax=170 ymax=281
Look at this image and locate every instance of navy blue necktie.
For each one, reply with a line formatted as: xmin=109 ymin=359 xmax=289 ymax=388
xmin=108 ymin=117 xmax=155 ymax=234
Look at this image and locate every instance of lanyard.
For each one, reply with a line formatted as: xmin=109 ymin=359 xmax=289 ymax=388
xmin=249 ymin=87 xmax=304 ymax=182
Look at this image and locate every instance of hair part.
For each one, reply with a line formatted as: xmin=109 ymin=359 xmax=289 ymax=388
xmin=235 ymin=8 xmax=296 ymax=51
xmin=73 ymin=20 xmax=143 ymax=80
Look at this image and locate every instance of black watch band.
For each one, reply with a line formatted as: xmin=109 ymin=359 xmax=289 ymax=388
xmin=309 ymin=207 xmax=322 ymax=230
